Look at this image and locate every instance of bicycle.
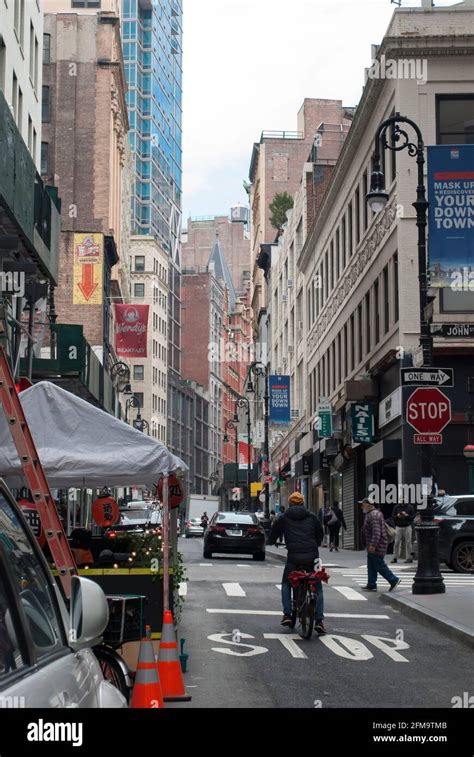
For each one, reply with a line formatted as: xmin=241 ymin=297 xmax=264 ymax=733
xmin=288 ymin=560 xmax=329 ymax=640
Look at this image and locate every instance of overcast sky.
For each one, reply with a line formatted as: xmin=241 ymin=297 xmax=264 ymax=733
xmin=181 ymin=0 xmax=453 ymax=223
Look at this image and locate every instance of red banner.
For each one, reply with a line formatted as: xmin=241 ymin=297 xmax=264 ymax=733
xmin=115 ymin=304 xmax=149 ymax=358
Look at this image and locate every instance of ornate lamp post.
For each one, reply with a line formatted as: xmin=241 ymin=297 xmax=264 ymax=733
xmin=247 ymin=362 xmax=270 ymax=519
xmin=367 ymin=111 xmax=444 ymax=595
xmin=235 ymin=396 xmax=252 ymax=509
xmin=224 ymin=419 xmax=239 ymax=498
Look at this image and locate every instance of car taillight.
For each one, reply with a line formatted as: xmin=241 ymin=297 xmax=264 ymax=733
xmin=246 ymin=527 xmax=262 ymax=535
xmin=433 ymin=517 xmax=443 ymax=524
xmin=210 ymin=525 xmax=226 ymax=534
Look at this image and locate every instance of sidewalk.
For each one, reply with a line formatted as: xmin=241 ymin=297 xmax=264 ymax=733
xmin=380 ymin=586 xmax=474 ymax=648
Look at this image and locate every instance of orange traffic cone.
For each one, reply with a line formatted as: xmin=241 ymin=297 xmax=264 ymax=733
xmin=158 ymin=611 xmax=191 ymax=702
xmin=131 ymin=626 xmax=164 ymax=709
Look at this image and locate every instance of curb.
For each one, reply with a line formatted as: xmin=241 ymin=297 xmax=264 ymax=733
xmin=379 ymin=592 xmax=474 ymax=649
xmin=267 ymin=547 xmax=287 ymax=563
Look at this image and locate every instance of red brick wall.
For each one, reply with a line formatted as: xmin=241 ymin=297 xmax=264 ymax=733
xmin=181 ymin=273 xmax=211 ymax=390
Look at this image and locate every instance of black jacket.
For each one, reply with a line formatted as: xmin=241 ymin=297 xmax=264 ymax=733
xmin=269 ymin=506 xmax=323 ymax=563
xmin=391 ymin=503 xmax=415 ymax=528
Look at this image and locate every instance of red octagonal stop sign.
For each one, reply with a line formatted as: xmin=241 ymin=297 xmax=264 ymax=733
xmin=406 ymin=387 xmax=451 ymax=434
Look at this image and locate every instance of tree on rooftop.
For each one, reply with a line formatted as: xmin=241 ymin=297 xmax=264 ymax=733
xmin=269 ymin=192 xmax=294 ymax=232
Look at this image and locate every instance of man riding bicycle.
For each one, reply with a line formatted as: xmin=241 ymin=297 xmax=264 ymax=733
xmin=268 ymin=491 xmax=326 ymax=634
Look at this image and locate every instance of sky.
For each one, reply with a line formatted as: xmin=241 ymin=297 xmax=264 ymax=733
xmin=181 ymin=0 xmax=456 ymax=223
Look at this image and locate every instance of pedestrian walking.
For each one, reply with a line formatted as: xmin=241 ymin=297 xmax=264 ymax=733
xmin=277 ymin=505 xmax=286 ymax=544
xmin=327 ymin=502 xmax=346 ymax=552
xmin=391 ymin=499 xmax=415 ymax=563
xmin=320 ymin=503 xmax=330 ymax=547
xmin=200 ymin=512 xmax=209 ymax=532
xmin=359 ymin=498 xmax=401 ymax=592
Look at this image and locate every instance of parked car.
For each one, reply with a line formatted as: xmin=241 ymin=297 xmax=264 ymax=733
xmin=185 ymin=518 xmax=205 ymax=538
xmin=0 ymin=480 xmax=126 ymax=707
xmin=203 ymin=511 xmax=266 ymax=560
xmin=432 ymin=494 xmax=474 ymax=573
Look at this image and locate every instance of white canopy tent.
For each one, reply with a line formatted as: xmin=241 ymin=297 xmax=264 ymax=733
xmin=0 ymin=381 xmax=187 ymax=489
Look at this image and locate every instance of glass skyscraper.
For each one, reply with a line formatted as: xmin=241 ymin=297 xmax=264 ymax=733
xmin=122 ymin=0 xmax=183 ymax=263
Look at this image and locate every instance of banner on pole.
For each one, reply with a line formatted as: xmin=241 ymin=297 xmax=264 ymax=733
xmin=269 ymin=375 xmax=291 ymax=424
xmin=115 ymin=304 xmax=149 ymax=358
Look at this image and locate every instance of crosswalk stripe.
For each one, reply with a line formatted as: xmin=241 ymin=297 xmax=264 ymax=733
xmin=332 ymin=586 xmax=368 ymax=601
xmin=206 ymin=609 xmax=391 ymax=618
xmin=223 ymin=583 xmax=246 ymax=597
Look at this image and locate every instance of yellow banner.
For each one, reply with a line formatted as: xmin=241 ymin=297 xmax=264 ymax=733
xmin=251 ymin=483 xmax=263 ymax=496
xmin=73 ymin=233 xmax=104 ymax=305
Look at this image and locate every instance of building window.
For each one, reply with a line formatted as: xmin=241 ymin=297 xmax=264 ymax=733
xmin=365 ymin=290 xmax=371 ymax=355
xmin=383 ymin=264 xmax=389 ymax=334
xmin=134 ymin=283 xmax=145 ymax=298
xmin=437 ymin=96 xmax=474 ymax=144
xmin=348 ymin=202 xmax=353 ymax=258
xmin=133 ymin=365 xmax=144 ymax=381
xmin=43 ymin=34 xmax=51 ymax=64
xmin=134 ymin=255 xmax=145 ymax=272
xmin=393 ymin=253 xmax=399 ymax=324
xmin=374 ymin=279 xmax=380 ymax=345
xmin=357 ymin=303 xmax=363 ymax=364
xmin=41 ymin=142 xmax=48 ymax=174
xmin=133 ymin=392 xmax=144 ymax=408
xmin=71 ymin=1 xmax=101 ymax=7
xmin=355 ymin=188 xmax=360 ymax=246
xmin=42 ymin=85 xmax=50 ymax=122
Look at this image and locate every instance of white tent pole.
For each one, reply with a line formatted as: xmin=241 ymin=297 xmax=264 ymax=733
xmin=162 ymin=473 xmax=169 ymax=613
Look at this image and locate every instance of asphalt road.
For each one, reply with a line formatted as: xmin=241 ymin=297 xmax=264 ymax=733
xmin=170 ymin=537 xmax=473 ymax=709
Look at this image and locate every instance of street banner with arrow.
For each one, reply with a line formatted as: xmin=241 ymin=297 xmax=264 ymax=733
xmin=73 ymin=233 xmax=104 ymax=305
xmin=401 ymin=367 xmax=454 ymax=388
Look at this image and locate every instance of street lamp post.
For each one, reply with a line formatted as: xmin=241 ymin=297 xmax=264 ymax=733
xmin=367 ymin=112 xmax=445 ymax=596
xmin=235 ymin=396 xmax=251 ymax=510
xmin=224 ymin=419 xmax=239 ymax=496
xmin=133 ymin=412 xmax=149 ymax=434
xmin=247 ymin=362 xmax=270 ymax=520
xmin=124 ymin=395 xmax=140 ymax=424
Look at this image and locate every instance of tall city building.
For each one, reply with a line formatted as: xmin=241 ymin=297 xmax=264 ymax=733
xmin=121 ymin=0 xmax=186 ymax=466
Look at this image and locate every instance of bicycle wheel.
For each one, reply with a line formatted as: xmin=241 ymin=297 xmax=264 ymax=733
xmin=94 ymin=647 xmax=130 ymax=703
xmin=299 ymin=588 xmax=315 ymax=640
xmin=289 ymin=589 xmax=297 ymax=628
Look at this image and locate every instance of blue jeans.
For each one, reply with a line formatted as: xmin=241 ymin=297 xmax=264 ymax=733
xmin=367 ymin=553 xmax=398 ymax=588
xmin=282 ymin=560 xmax=324 ymax=620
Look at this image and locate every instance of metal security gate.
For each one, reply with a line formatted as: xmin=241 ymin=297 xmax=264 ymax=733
xmin=342 ymin=459 xmax=356 ymax=549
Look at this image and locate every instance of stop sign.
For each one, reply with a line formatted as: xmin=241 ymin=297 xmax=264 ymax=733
xmin=406 ymin=387 xmax=451 ymax=434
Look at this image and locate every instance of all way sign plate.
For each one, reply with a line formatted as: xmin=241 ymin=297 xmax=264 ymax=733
xmin=401 ymin=368 xmax=454 ymax=388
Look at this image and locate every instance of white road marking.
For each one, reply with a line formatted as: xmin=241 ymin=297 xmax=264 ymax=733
xmin=223 ymin=583 xmax=246 ymax=597
xmin=208 ymin=633 xmax=268 ymax=657
xmin=206 ymin=609 xmax=390 ymax=618
xmin=319 ymin=635 xmax=374 ymax=661
xmin=199 ymin=563 xmax=213 ymax=566
xmin=332 ymin=586 xmax=367 ymax=601
xmin=178 ymin=583 xmax=187 ymax=597
xmin=263 ymin=634 xmax=308 ymax=659
xmin=236 ymin=564 xmax=252 ymax=568
xmin=362 ymin=634 xmax=410 ymax=662
xmin=275 ymin=584 xmax=282 ymax=591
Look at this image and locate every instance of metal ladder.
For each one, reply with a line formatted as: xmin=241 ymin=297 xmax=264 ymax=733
xmin=0 ymin=342 xmax=77 ymax=598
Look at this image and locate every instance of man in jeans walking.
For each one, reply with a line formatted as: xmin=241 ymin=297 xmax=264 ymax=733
xmin=269 ymin=491 xmax=326 ymax=634
xmin=360 ymin=498 xmax=401 ymax=592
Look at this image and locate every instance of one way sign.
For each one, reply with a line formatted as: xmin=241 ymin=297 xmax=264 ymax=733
xmin=401 ymin=368 xmax=454 ymax=388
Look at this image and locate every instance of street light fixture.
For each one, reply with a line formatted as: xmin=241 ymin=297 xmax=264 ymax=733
xmin=110 ymin=361 xmax=130 ymax=387
xmin=246 ymin=361 xmax=270 ymax=520
xmin=133 ymin=412 xmax=149 ymax=434
xmin=367 ymin=111 xmax=444 ymax=596
xmin=124 ymin=394 xmax=140 ymax=424
xmin=224 ymin=418 xmax=239 ymax=497
xmin=235 ymin=396 xmax=252 ymax=510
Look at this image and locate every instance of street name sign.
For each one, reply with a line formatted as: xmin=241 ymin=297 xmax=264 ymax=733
xmin=401 ymin=368 xmax=454 ymax=388
xmin=431 ymin=323 xmax=474 ymax=339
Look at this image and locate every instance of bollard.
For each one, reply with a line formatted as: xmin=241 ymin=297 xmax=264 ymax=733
xmin=179 ymin=638 xmax=189 ymax=674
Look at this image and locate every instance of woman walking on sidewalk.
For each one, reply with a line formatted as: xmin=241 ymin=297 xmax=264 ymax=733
xmin=359 ymin=498 xmax=401 ymax=592
xmin=327 ymin=502 xmax=346 ymax=552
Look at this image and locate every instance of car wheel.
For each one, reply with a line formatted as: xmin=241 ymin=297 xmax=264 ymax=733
xmin=203 ymin=549 xmax=212 ymax=559
xmin=451 ymin=541 xmax=474 ymax=573
xmin=253 ymin=551 xmax=266 ymax=561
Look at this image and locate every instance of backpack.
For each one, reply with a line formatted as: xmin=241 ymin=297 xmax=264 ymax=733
xmin=325 ymin=511 xmax=338 ymax=526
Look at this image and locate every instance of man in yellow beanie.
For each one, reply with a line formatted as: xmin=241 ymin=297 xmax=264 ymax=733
xmin=268 ymin=491 xmax=326 ymax=633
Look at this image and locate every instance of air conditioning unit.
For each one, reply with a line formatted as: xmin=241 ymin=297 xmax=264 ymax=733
xmin=298 ymin=321 xmax=304 ymax=330
xmin=291 ymin=410 xmax=300 ymax=419
xmin=282 ymin=357 xmax=288 ymax=366
xmin=282 ymin=294 xmax=288 ymax=302
xmin=276 ymin=366 xmax=282 ymax=375
xmin=287 ymin=279 xmax=293 ymax=288
xmin=288 ymin=346 xmax=294 ymax=353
